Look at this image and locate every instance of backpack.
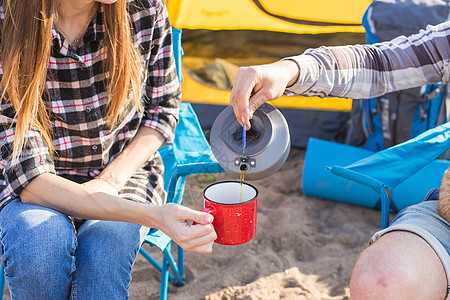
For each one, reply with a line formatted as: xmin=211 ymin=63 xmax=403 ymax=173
xmin=347 ymin=0 xmax=450 ymax=152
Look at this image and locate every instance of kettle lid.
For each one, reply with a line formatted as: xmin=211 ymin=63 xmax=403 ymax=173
xmin=210 ymin=103 xmax=290 ymax=180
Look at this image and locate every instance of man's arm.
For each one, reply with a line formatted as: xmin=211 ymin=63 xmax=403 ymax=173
xmin=285 ymin=21 xmax=449 ymax=100
xmin=231 ymin=21 xmax=450 ymax=127
xmin=438 ymin=167 xmax=450 ymax=222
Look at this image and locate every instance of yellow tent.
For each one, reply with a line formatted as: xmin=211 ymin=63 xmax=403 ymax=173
xmin=167 ymin=0 xmax=370 ymax=35
xmin=166 ymin=0 xmax=371 ymax=146
xmin=167 ymin=0 xmax=371 ymax=110
xmin=180 ymin=68 xmax=352 ymax=112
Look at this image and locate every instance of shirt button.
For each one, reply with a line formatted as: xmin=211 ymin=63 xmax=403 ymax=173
xmin=92 ymin=145 xmax=98 ymax=150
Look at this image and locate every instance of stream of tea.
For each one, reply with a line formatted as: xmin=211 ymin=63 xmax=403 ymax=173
xmin=240 ymin=170 xmax=245 ymax=203
xmin=240 ymin=124 xmax=246 ymax=203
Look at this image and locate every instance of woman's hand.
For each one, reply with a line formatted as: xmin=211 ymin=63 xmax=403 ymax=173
xmin=157 ymin=203 xmax=217 ymax=253
xmin=229 ymin=60 xmax=299 ymax=129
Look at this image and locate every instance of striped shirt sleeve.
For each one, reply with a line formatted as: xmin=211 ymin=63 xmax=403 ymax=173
xmin=0 ymin=103 xmax=55 ymax=198
xmin=285 ymin=21 xmax=450 ymax=100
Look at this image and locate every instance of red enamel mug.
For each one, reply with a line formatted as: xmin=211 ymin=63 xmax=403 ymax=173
xmin=202 ymin=181 xmax=258 ymax=245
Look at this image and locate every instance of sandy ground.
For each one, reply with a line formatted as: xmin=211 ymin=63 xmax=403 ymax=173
xmin=127 ymin=147 xmax=383 ymax=300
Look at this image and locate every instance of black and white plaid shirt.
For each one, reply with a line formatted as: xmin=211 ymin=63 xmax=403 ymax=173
xmin=286 ymin=21 xmax=450 ymax=99
xmin=0 ymin=0 xmax=181 ymax=210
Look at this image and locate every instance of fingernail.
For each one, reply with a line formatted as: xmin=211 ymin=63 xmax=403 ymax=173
xmin=205 ymin=214 xmax=213 ymax=223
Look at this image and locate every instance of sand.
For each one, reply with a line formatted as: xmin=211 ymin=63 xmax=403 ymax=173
xmin=127 ymin=147 xmax=384 ymax=300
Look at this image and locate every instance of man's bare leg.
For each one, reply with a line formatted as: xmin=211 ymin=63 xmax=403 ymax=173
xmin=350 ymin=231 xmax=447 ymax=300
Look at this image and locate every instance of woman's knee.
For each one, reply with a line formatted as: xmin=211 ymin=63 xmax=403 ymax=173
xmin=0 ymin=201 xmax=76 ymax=297
xmin=75 ymin=220 xmax=145 ymax=270
xmin=72 ymin=221 xmax=146 ymax=298
xmin=1 ymin=201 xmax=76 ymax=281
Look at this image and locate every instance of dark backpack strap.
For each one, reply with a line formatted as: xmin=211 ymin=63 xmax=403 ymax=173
xmin=436 ymin=84 xmax=449 ymax=126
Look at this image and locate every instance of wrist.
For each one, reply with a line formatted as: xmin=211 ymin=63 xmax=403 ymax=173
xmin=278 ymin=59 xmax=300 ymax=88
xmin=140 ymin=203 xmax=164 ymax=229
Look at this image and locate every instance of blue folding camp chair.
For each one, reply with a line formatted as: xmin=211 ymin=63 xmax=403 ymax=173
xmin=329 ymin=122 xmax=450 ymax=229
xmin=302 ymin=2 xmax=450 ymax=221
xmin=137 ymin=28 xmax=223 ymax=300
xmin=139 ymin=102 xmax=224 ymax=299
xmin=0 ymin=28 xmax=224 ymax=300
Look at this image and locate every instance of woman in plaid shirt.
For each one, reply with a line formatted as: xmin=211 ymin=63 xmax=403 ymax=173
xmin=0 ymin=0 xmax=216 ymax=298
xmin=230 ymin=22 xmax=450 ymax=300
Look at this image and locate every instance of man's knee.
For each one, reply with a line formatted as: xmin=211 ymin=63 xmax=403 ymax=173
xmin=349 ymin=231 xmax=447 ymax=300
xmin=350 ymin=244 xmax=411 ymax=300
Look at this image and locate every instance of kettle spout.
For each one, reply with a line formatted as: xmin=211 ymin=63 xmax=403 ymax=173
xmin=239 ymin=162 xmax=250 ymax=173
xmin=234 ymin=156 xmax=256 ymax=173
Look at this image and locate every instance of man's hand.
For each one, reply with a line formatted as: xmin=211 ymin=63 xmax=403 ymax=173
xmin=229 ymin=60 xmax=299 ymax=129
xmin=438 ymin=167 xmax=450 ymax=222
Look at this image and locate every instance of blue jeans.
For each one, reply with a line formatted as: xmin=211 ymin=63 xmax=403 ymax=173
xmin=0 ymin=199 xmax=150 ymax=299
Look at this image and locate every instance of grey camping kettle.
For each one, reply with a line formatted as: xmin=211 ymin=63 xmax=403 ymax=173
xmin=210 ymin=103 xmax=291 ymax=180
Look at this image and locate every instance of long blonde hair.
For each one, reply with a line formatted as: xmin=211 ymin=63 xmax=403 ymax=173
xmin=1 ymin=0 xmax=142 ymax=159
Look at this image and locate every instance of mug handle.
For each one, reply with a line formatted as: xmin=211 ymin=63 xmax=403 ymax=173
xmin=193 ymin=206 xmax=216 ymax=225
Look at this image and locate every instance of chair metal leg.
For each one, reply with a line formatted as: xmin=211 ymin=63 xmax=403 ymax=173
xmin=330 ymin=166 xmax=392 ymax=229
xmin=159 ymin=243 xmax=171 ymax=300
xmin=141 ymin=240 xmax=188 ymax=299
xmin=380 ymin=188 xmax=390 ymax=229
xmin=139 ymin=247 xmax=176 ymax=282
xmin=163 ymin=245 xmax=184 ymax=286
xmin=1 ymin=262 xmax=5 ymax=300
xmin=177 ymin=245 xmax=184 ymax=282
xmin=140 ymin=241 xmax=186 ymax=300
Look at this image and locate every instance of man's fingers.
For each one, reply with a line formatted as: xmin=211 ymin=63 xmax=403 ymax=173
xmin=230 ymin=67 xmax=258 ymax=128
xmin=248 ymin=91 xmax=269 ymax=118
